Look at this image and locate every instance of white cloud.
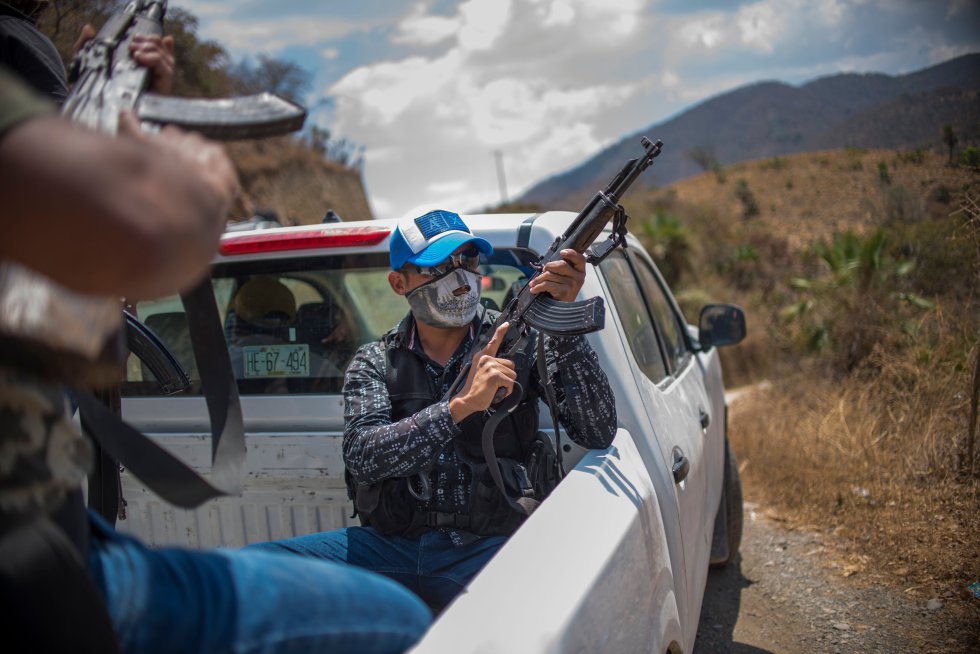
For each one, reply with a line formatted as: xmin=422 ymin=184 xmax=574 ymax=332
xmin=737 ymin=2 xmax=781 ymax=53
xmin=325 ymin=0 xmax=657 ymax=215
xmin=201 ymin=17 xmax=358 ymax=53
xmin=322 ymin=47 xmax=340 ymax=60
xmin=392 ymin=0 xmax=515 ymax=52
xmin=458 ymin=0 xmax=513 ymax=51
xmin=426 ymin=179 xmax=469 ymax=195
xmin=812 ymin=0 xmax=846 ymax=25
xmin=531 ymin=0 xmax=643 ymax=36
xmin=394 ymin=2 xmax=461 ymax=45
xmin=309 ymin=0 xmax=980 ymax=216
xmin=541 ymin=0 xmax=576 ymax=27
xmin=332 ymin=51 xmax=464 ymax=125
xmin=586 ymin=0 xmax=645 ymax=36
xmin=679 ymin=17 xmax=726 ymax=49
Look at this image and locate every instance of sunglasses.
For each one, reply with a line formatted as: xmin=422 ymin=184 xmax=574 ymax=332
xmin=407 ymin=246 xmax=482 ymax=277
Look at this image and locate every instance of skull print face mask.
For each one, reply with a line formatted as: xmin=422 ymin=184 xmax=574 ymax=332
xmin=406 ymin=267 xmax=482 ymax=328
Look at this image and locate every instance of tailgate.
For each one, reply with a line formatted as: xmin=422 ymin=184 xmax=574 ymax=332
xmin=117 ymin=394 xmax=354 ymax=548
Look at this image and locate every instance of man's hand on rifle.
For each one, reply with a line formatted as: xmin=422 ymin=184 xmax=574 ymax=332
xmin=72 ymin=25 xmax=176 ymax=94
xmin=130 ymin=33 xmax=175 ymax=93
xmin=449 ymin=322 xmax=516 ymax=423
xmin=528 ymin=249 xmax=586 ymax=302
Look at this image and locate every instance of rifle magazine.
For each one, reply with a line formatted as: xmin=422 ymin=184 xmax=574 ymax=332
xmin=523 ymin=295 xmax=605 ymax=337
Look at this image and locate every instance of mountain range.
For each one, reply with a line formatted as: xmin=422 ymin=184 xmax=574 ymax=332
xmin=518 ymin=53 xmax=980 ymax=209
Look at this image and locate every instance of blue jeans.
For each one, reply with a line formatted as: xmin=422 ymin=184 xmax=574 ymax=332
xmin=86 ymin=511 xmax=431 ymax=654
xmin=247 ymin=527 xmax=507 ymax=612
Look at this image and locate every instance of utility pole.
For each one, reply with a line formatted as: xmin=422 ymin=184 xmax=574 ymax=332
xmin=494 ymin=149 xmax=509 ymax=204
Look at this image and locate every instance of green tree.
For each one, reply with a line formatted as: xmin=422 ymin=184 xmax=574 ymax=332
xmin=38 ymin=0 xmax=117 ymax=62
xmin=37 ymin=2 xmax=236 ymax=99
xmin=231 ymin=54 xmax=311 ymax=105
xmin=942 ymin=124 xmax=958 ymax=165
xmin=636 ymin=210 xmax=690 ymax=285
xmin=688 ymin=145 xmax=726 ymax=183
xmin=734 ymin=179 xmax=760 ymax=219
xmin=688 ymin=146 xmax=719 ymax=172
xmin=165 ymin=8 xmax=235 ymax=98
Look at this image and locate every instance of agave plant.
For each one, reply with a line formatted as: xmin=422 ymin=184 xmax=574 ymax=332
xmin=780 ymin=229 xmax=932 ymax=361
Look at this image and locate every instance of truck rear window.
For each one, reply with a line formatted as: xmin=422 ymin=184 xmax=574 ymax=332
xmin=121 ymin=249 xmax=532 ymax=396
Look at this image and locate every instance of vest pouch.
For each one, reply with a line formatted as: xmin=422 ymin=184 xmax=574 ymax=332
xmin=467 ymin=463 xmax=525 ymax=536
xmin=358 ymin=477 xmax=419 ymax=537
xmin=526 ymin=431 xmax=560 ymax=499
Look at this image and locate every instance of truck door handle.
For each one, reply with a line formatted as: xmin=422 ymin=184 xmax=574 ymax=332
xmin=672 ymin=449 xmax=690 ymax=484
xmin=699 ymin=408 xmax=710 ymax=430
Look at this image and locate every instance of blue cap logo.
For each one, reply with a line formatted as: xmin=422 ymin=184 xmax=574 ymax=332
xmin=389 ymin=209 xmax=493 ymax=270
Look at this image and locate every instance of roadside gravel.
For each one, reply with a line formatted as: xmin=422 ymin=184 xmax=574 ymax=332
xmin=694 ymin=501 xmax=979 ymax=653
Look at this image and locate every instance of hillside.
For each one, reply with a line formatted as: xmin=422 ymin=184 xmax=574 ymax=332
xmin=520 ymin=53 xmax=980 ymax=210
xmin=630 ymin=146 xmax=980 ymax=644
xmin=661 ymin=147 xmax=977 ymax=253
xmin=226 ymin=138 xmax=373 ymax=225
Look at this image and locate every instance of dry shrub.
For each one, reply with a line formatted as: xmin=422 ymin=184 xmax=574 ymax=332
xmin=226 ymin=139 xmax=373 ymax=224
xmin=718 ymin=319 xmax=771 ymax=389
xmin=730 ymin=306 xmax=980 ymax=632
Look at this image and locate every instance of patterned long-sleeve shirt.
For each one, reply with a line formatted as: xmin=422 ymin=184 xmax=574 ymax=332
xmin=342 ymin=311 xmax=616 ymax=541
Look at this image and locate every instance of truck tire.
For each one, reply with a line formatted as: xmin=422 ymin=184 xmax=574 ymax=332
xmin=710 ymin=438 xmax=743 ymax=568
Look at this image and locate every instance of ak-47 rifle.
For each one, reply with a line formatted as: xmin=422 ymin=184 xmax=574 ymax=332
xmin=66 ymin=0 xmax=309 ymax=513
xmin=468 ymin=136 xmax=663 ymax=384
xmin=3 ymin=0 xmax=306 ymax=389
xmin=1 ymin=0 xmax=307 ymax=515
xmin=64 ymin=0 xmax=305 ymax=138
xmin=459 ymin=136 xmax=663 ymax=514
xmin=488 ymin=136 xmax=662 ymax=347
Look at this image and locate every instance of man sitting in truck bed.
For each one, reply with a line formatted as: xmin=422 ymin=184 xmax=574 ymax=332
xmin=248 ymin=209 xmax=617 ymax=610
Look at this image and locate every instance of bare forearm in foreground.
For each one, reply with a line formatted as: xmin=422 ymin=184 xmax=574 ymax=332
xmin=0 ymin=113 xmax=237 ymax=298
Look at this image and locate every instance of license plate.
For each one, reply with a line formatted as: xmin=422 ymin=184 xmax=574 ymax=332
xmin=243 ymin=344 xmax=310 ymax=378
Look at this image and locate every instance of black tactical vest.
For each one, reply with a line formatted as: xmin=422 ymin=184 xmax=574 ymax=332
xmin=348 ymin=313 xmax=559 ymax=538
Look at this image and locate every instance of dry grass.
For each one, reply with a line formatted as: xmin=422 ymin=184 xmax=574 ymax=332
xmin=638 ymin=148 xmax=980 ymax=645
xmin=728 ymin=310 xmax=980 ymax=644
xmin=668 ymin=148 xmax=978 ymax=251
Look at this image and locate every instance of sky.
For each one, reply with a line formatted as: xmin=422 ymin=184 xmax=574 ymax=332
xmin=173 ymin=0 xmax=980 ymax=220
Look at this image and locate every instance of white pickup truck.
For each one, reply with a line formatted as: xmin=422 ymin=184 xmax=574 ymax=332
xmin=119 ymin=212 xmax=745 ymax=653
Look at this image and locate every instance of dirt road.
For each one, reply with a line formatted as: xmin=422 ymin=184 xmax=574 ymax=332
xmin=693 ymin=501 xmax=979 ymax=653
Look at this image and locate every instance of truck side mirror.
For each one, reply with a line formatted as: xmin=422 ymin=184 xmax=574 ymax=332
xmin=698 ymin=304 xmax=746 ymax=349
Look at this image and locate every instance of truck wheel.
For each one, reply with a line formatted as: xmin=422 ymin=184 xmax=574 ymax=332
xmin=710 ymin=438 xmax=743 ymax=567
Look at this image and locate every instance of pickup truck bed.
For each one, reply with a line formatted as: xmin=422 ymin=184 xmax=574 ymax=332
xmin=118 ymin=213 xmax=744 ymax=653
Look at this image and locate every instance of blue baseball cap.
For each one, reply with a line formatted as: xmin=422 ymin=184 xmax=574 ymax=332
xmin=389 ymin=209 xmax=493 ymax=270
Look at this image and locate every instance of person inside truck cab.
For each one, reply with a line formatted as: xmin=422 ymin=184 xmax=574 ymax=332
xmin=247 ymin=209 xmax=617 ymax=611
xmin=226 ymin=276 xmax=297 ymax=380
xmin=227 ymin=277 xmax=357 ymax=381
xmin=0 ymin=64 xmax=432 ymax=654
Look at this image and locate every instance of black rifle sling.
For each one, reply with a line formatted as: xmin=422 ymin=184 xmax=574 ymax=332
xmin=86 ymin=387 xmax=123 ymax=525
xmin=537 ymin=334 xmax=566 ymax=478
xmin=480 ymin=345 xmax=540 ymax=517
xmin=77 ymin=278 xmax=245 ymax=509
